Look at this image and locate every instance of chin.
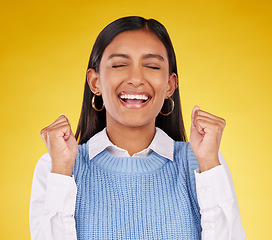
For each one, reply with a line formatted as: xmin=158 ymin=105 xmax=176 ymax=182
xmin=118 ymin=114 xmax=155 ymax=129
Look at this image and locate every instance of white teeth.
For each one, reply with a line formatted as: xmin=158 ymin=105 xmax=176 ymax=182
xmin=120 ymin=94 xmax=148 ymax=100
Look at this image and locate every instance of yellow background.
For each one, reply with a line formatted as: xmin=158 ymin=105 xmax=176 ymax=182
xmin=1 ymin=0 xmax=271 ymax=239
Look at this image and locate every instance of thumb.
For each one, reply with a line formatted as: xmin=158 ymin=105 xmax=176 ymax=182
xmin=191 ymin=105 xmax=200 ymax=130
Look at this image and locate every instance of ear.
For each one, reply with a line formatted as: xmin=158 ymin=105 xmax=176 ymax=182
xmin=166 ymin=73 xmax=178 ymax=97
xmin=87 ymin=68 xmax=101 ymax=94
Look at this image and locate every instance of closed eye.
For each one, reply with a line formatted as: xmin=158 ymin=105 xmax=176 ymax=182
xmin=146 ymin=66 xmax=160 ymax=70
xmin=112 ymin=65 xmax=160 ymax=69
xmin=112 ymin=65 xmax=126 ymax=68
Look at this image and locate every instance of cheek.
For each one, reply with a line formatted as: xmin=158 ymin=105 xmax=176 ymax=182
xmin=150 ymin=76 xmax=169 ymax=95
xmin=99 ymin=77 xmax=120 ymax=109
xmin=99 ymin=71 xmax=116 ymax=92
xmin=102 ymin=70 xmax=124 ymax=87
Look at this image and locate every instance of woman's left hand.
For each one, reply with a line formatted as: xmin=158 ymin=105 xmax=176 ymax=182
xmin=190 ymin=105 xmax=226 ymax=173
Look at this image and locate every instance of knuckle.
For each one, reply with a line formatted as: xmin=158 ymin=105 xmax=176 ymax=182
xmin=220 ymin=122 xmax=226 ymax=129
xmin=195 ymin=115 xmax=201 ymax=121
xmin=219 ymin=119 xmax=226 ymax=128
xmin=213 ymin=124 xmax=221 ymax=132
xmin=47 ymin=128 xmax=56 ymax=136
xmin=40 ymin=128 xmax=47 ymax=136
xmin=219 ymin=116 xmax=226 ymax=123
xmin=194 ymin=118 xmax=200 ymax=126
xmin=46 ymin=130 xmax=52 ymax=137
xmin=59 ymin=115 xmax=70 ymax=124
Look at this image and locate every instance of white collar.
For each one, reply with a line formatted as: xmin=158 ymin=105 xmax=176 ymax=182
xmin=88 ymin=127 xmax=174 ymax=161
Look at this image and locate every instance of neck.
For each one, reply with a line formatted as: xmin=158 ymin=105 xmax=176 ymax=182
xmin=106 ymin=120 xmax=156 ymax=157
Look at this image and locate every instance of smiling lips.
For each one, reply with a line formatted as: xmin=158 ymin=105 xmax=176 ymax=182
xmin=118 ymin=91 xmax=151 ymax=109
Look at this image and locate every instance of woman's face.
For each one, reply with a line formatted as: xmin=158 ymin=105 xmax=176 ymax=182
xmin=88 ymin=29 xmax=177 ymax=129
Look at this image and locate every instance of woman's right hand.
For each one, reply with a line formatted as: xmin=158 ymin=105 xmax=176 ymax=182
xmin=40 ymin=114 xmax=78 ymax=177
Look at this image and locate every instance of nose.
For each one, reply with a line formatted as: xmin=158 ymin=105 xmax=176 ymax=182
xmin=126 ymin=66 xmax=145 ymax=87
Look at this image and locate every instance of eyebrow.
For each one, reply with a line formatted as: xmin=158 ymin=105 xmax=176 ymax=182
xmin=144 ymin=54 xmax=165 ymax=61
xmin=108 ymin=53 xmax=165 ymax=61
xmin=108 ymin=54 xmax=129 ymax=60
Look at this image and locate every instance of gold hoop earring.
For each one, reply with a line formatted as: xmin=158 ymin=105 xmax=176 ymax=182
xmin=92 ymin=94 xmax=105 ymax=111
xmin=160 ymin=97 xmax=174 ymax=116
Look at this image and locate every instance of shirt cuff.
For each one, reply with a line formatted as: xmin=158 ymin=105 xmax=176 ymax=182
xmin=45 ymin=173 xmax=77 ymax=215
xmin=194 ymin=165 xmax=234 ymax=210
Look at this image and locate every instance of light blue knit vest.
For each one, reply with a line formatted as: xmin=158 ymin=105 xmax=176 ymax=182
xmin=73 ymin=140 xmax=201 ymax=240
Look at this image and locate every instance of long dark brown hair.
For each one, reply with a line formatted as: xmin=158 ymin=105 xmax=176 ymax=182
xmin=75 ymin=16 xmax=187 ymax=144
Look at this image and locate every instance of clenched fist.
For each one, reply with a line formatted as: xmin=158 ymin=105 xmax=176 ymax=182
xmin=40 ymin=114 xmax=78 ymax=176
xmin=190 ymin=106 xmax=226 ymax=173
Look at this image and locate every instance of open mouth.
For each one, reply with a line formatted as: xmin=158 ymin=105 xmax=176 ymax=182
xmin=118 ymin=92 xmax=151 ymax=107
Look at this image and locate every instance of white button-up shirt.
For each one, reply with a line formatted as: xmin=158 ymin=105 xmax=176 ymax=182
xmin=29 ymin=127 xmax=247 ymax=240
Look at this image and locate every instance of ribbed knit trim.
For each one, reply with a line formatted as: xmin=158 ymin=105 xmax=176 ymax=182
xmin=185 ymin=143 xmax=201 ymax=214
xmin=90 ymin=148 xmax=170 ymax=174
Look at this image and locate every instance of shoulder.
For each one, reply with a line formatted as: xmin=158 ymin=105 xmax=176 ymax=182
xmin=173 ymin=141 xmax=200 ymax=207
xmin=173 ymin=141 xmax=188 ymax=151
xmin=75 ymin=140 xmax=90 ymax=163
xmin=173 ymin=141 xmax=199 ymax=175
xmin=77 ymin=140 xmax=89 ymax=156
xmin=73 ymin=140 xmax=91 ymax=177
xmin=173 ymin=141 xmax=196 ymax=162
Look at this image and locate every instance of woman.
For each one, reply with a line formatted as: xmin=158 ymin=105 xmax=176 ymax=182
xmin=29 ymin=16 xmax=246 ymax=239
